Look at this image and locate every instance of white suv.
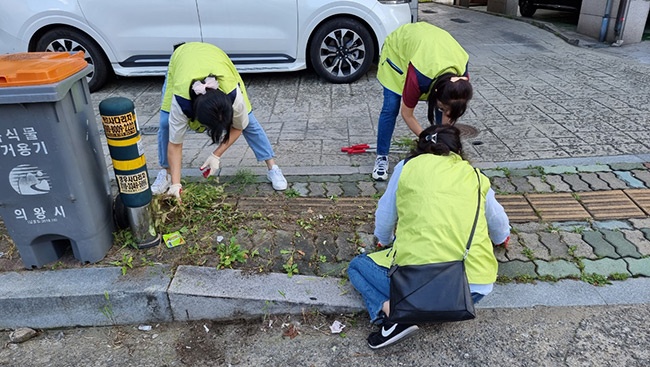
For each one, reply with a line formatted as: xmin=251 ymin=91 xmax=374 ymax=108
xmin=0 ymin=0 xmax=417 ymax=92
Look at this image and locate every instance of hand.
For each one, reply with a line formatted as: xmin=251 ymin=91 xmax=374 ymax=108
xmin=495 ymin=236 xmax=510 ymax=248
xmin=200 ymin=153 xmax=221 ymax=178
xmin=166 ymin=184 xmax=182 ymax=203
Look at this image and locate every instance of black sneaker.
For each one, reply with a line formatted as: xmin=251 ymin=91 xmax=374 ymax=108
xmin=367 ymin=322 xmax=419 ymax=349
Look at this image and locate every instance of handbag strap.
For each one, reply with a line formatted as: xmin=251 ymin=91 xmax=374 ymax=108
xmin=463 ymin=168 xmax=482 ymax=260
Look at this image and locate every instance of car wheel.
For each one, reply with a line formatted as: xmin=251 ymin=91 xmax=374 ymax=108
xmin=519 ymin=0 xmax=537 ymax=17
xmin=35 ymin=27 xmax=111 ymax=92
xmin=309 ymin=18 xmax=375 ymax=84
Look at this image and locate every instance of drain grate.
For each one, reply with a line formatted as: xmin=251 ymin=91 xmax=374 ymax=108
xmin=450 ymin=18 xmax=470 ymax=24
xmin=455 ymin=123 xmax=479 ymax=139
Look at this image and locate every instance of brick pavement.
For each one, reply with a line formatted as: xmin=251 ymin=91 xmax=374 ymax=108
xmin=216 ymin=162 xmax=650 ymax=284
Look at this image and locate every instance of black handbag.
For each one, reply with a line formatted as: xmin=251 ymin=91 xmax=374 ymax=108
xmin=388 ymin=169 xmax=482 ymax=324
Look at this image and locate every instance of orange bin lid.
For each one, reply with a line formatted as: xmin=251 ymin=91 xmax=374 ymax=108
xmin=0 ymin=52 xmax=88 ymax=87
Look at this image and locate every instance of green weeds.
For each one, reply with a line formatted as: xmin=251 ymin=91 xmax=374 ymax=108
xmin=215 ymin=236 xmax=251 ymax=269
xmin=110 ymin=253 xmax=133 ymax=275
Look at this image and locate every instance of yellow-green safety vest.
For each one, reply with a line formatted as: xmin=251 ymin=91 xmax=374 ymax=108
xmin=368 ymin=153 xmax=497 ymax=285
xmin=377 ymin=22 xmax=469 ymax=100
xmin=161 ymin=42 xmax=252 ymax=132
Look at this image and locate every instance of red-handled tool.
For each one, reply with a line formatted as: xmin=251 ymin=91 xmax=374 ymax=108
xmin=341 ymin=144 xmax=408 ymax=154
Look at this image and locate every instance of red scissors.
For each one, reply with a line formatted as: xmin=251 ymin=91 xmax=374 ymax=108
xmin=341 ymin=144 xmax=407 ymax=154
xmin=341 ymin=144 xmax=376 ymax=154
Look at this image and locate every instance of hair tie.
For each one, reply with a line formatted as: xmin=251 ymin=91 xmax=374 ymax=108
xmin=192 ymin=76 xmax=219 ymax=95
xmin=425 ymin=133 xmax=438 ymax=143
xmin=450 ymin=76 xmax=469 ymax=83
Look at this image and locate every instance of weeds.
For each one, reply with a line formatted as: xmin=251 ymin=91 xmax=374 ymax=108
xmin=280 ymin=249 xmax=299 ymax=277
xmin=215 ymin=236 xmax=250 ymax=269
xmin=581 ymin=273 xmax=610 ymax=286
xmin=113 ymin=230 xmax=138 ymax=250
xmin=285 ymin=188 xmax=300 ymax=198
xmin=100 ymin=291 xmax=115 ymax=324
xmin=110 ymin=252 xmax=133 ymax=275
xmin=297 ymin=219 xmax=313 ymax=230
xmin=522 ymin=247 xmax=535 ymax=261
xmin=231 ymin=169 xmax=256 ymax=185
xmin=609 ymin=273 xmax=629 ymax=281
xmin=392 ymin=136 xmax=416 ymax=151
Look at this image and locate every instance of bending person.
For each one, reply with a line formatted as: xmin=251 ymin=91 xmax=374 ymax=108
xmin=373 ymin=22 xmax=473 ymax=181
xmin=349 ymin=125 xmax=510 ymax=349
xmin=152 ymin=42 xmax=287 ymax=199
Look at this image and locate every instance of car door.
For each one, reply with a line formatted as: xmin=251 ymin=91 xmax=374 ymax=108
xmin=79 ymin=0 xmax=202 ymax=66
xmin=197 ymin=0 xmax=298 ymax=67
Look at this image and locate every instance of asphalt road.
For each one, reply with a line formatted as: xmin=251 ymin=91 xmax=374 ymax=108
xmin=2 ymin=304 xmax=648 ymax=366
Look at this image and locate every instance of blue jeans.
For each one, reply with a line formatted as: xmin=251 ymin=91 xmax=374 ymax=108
xmin=376 ymin=87 xmax=444 ymax=156
xmin=348 ymin=253 xmax=485 ymax=324
xmin=376 ymin=88 xmax=401 ymax=157
xmin=348 ymin=253 xmax=390 ymax=324
xmin=157 ymin=79 xmax=275 ymax=168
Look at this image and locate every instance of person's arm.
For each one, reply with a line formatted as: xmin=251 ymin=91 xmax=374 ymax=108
xmin=168 ymin=142 xmax=183 ymax=185
xmin=213 ymin=127 xmax=242 ymax=157
xmin=166 ymin=97 xmax=190 ymax=198
xmin=485 ymin=188 xmax=511 ymax=244
xmin=400 ymin=63 xmax=425 ymax=136
xmin=400 ymin=103 xmax=423 ymax=136
xmin=374 ymin=160 xmax=405 ymax=246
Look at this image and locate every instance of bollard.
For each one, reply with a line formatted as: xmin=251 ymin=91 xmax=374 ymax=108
xmin=99 ymin=97 xmax=160 ymax=249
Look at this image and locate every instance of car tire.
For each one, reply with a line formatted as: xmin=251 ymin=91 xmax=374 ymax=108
xmin=519 ymin=1 xmax=537 ymax=17
xmin=309 ymin=18 xmax=375 ymax=84
xmin=35 ymin=27 xmax=111 ymax=92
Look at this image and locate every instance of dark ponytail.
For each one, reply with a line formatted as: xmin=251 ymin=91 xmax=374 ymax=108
xmin=427 ymin=73 xmax=473 ymax=124
xmin=190 ymin=78 xmax=233 ymax=145
xmin=410 ymin=124 xmax=463 ymax=159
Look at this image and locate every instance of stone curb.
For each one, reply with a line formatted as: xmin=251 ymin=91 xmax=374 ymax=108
xmin=2 ymin=265 xmax=650 ymax=330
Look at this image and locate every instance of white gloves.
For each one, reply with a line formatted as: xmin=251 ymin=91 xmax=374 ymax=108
xmin=166 ymin=183 xmax=182 ymax=202
xmin=200 ymin=153 xmax=221 ymax=178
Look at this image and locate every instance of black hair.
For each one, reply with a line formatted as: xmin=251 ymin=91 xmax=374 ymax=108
xmin=190 ymin=81 xmax=233 ymax=145
xmin=410 ymin=124 xmax=463 ymax=159
xmin=427 ymin=73 xmax=473 ymax=124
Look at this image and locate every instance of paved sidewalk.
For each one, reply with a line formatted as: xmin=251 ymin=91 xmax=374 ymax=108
xmin=91 ymin=3 xmax=650 ymax=177
xmin=2 ymin=3 xmax=650 ymax=329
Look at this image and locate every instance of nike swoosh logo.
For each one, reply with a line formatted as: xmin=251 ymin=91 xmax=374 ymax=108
xmin=381 ymin=323 xmax=397 ymax=337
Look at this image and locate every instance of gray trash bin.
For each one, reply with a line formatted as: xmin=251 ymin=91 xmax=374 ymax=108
xmin=0 ymin=52 xmax=114 ymax=268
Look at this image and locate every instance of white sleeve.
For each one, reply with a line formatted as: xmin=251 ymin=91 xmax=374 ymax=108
xmin=231 ymin=87 xmax=249 ymax=130
xmin=168 ymin=97 xmax=189 ymax=144
xmin=373 ymin=160 xmax=404 ymax=245
xmin=485 ymin=188 xmax=510 ymax=244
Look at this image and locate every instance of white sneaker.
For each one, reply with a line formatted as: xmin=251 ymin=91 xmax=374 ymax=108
xmin=372 ymin=155 xmax=389 ymax=181
xmin=267 ymin=165 xmax=288 ymax=191
xmin=151 ymin=169 xmax=171 ymax=195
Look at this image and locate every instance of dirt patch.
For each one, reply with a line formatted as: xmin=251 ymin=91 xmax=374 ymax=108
xmin=0 ymin=183 xmax=378 ymax=277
